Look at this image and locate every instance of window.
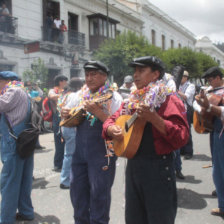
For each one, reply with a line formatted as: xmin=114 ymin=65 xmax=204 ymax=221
xmin=111 ymin=24 xmax=115 ymax=38
xmin=103 ymin=20 xmax=107 ymax=37
xmin=178 ymin=43 xmax=182 ymax=48
xmin=90 ymin=18 xmax=98 ymax=36
xmin=162 ymin=35 xmax=165 ymax=50
xmin=68 ymin=12 xmax=78 ymax=31
xmin=99 ymin=18 xmax=103 ymax=36
xmin=87 ymin=13 xmax=119 ymax=50
xmin=171 ymin=39 xmax=174 ymax=48
xmin=151 ymin=29 xmax=156 ymax=45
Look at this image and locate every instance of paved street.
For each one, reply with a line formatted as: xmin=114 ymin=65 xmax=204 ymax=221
xmin=1 ymin=128 xmax=224 ymax=224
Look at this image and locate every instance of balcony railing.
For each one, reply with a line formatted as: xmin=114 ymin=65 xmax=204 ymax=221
xmin=67 ymin=30 xmax=85 ymax=47
xmin=42 ymin=26 xmax=85 ymax=48
xmin=0 ymin=16 xmax=18 ymax=35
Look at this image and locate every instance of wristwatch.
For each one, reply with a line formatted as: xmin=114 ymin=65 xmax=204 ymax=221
xmin=206 ymin=104 xmax=212 ymax=112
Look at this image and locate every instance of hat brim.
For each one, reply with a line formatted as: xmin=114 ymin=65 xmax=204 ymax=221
xmin=129 ymin=62 xmax=148 ymax=67
xmin=0 ymin=75 xmax=18 ymax=80
xmin=84 ymin=65 xmax=99 ymax=70
xmin=202 ymin=74 xmax=213 ymax=79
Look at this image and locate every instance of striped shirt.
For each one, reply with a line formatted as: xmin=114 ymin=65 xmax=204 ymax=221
xmin=0 ymin=88 xmax=28 ymax=126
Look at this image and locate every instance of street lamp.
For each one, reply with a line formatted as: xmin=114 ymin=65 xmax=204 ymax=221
xmin=106 ymin=0 xmax=109 ymax=39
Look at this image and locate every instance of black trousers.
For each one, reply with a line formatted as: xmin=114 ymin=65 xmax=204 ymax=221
xmin=125 ymin=155 xmax=177 ymax=224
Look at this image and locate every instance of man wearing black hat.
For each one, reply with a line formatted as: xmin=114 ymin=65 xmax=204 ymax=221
xmin=63 ymin=61 xmax=122 ymax=224
xmin=0 ymin=71 xmax=34 ymax=223
xmin=103 ymin=56 xmax=189 ymax=224
xmin=195 ymin=66 xmax=224 ymax=217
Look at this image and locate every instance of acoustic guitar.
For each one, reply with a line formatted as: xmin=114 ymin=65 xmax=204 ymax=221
xmin=193 ymin=88 xmax=223 ymax=134
xmin=60 ymin=90 xmax=113 ymax=127
xmin=113 ymin=112 xmax=146 ymax=159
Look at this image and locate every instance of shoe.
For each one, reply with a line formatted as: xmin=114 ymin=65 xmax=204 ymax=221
xmin=36 ymin=145 xmax=46 ymax=150
xmin=184 ymin=154 xmax=193 ymax=160
xmin=211 ymin=208 xmax=224 ymax=217
xmin=16 ymin=213 xmax=34 ymax=221
xmin=212 ymin=190 xmax=217 ymax=197
xmin=52 ymin=167 xmax=61 ymax=172
xmin=60 ymin=184 xmax=70 ymax=189
xmin=176 ymin=171 xmax=185 ymax=179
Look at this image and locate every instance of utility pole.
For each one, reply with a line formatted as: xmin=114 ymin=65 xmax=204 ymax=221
xmin=106 ymin=0 xmax=109 ymax=39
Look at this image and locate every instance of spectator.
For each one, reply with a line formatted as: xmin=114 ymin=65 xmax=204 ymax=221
xmin=45 ymin=14 xmax=54 ymax=41
xmin=119 ymin=75 xmax=136 ymax=99
xmin=178 ymin=70 xmax=195 ymax=160
xmin=0 ymin=2 xmax=11 ymax=32
xmin=53 ymin=16 xmax=61 ymax=42
xmin=48 ymin=75 xmax=68 ymax=172
xmin=59 ymin=20 xmax=67 ymax=44
xmin=59 ymin=78 xmax=84 ymax=189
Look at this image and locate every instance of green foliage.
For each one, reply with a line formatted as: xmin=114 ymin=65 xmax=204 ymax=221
xmin=93 ymin=31 xmax=220 ymax=84
xmin=195 ymin=52 xmax=218 ymax=78
xmin=161 ymin=47 xmax=199 ymax=78
xmin=93 ymin=31 xmax=162 ymax=85
xmin=23 ymin=58 xmax=48 ymax=89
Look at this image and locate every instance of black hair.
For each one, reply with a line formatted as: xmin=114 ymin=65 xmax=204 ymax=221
xmin=148 ymin=64 xmax=165 ymax=79
xmin=54 ymin=75 xmax=68 ymax=86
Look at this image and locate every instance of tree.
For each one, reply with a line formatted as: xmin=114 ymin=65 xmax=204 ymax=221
xmin=94 ymin=31 xmax=220 ymax=83
xmin=161 ymin=47 xmax=200 ymax=78
xmin=23 ymin=58 xmax=48 ymax=89
xmin=93 ymin=31 xmax=162 ymax=85
xmin=195 ymin=52 xmax=218 ymax=77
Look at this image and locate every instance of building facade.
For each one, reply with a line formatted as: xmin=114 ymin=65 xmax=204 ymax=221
xmin=0 ymin=0 xmax=197 ymax=87
xmin=117 ymin=0 xmax=196 ymax=50
xmin=195 ymin=36 xmax=224 ymax=69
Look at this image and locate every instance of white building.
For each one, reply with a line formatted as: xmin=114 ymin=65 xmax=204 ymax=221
xmin=0 ymin=0 xmax=144 ymax=86
xmin=116 ymin=0 xmax=196 ymax=50
xmin=0 ymin=0 xmax=196 ymax=87
xmin=195 ymin=36 xmax=224 ymax=68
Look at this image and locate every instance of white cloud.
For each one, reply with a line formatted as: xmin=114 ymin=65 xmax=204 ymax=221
xmin=148 ymin=0 xmax=224 ymax=43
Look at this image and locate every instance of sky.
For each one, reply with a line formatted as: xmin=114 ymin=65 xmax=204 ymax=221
xmin=148 ymin=0 xmax=224 ymax=43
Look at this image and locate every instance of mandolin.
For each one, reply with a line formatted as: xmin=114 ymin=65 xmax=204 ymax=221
xmin=113 ymin=112 xmax=146 ymax=159
xmin=60 ymin=90 xmax=113 ymax=127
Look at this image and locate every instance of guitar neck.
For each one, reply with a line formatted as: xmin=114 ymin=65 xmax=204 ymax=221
xmin=125 ymin=112 xmax=138 ymax=132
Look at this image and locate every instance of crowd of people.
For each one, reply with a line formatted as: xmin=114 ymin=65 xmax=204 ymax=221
xmin=45 ymin=14 xmax=67 ymax=43
xmin=0 ymin=56 xmax=224 ymax=223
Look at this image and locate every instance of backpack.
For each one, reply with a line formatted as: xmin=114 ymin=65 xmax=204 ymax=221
xmin=41 ymin=97 xmax=53 ymax=122
xmin=5 ymin=97 xmax=41 ymax=159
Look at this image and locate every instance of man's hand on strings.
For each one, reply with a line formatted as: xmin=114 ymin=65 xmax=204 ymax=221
xmin=195 ymin=90 xmax=209 ymax=111
xmin=83 ymin=101 xmax=108 ymax=122
xmin=137 ymin=104 xmax=156 ymax=123
xmin=83 ymin=101 xmax=103 ymax=115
